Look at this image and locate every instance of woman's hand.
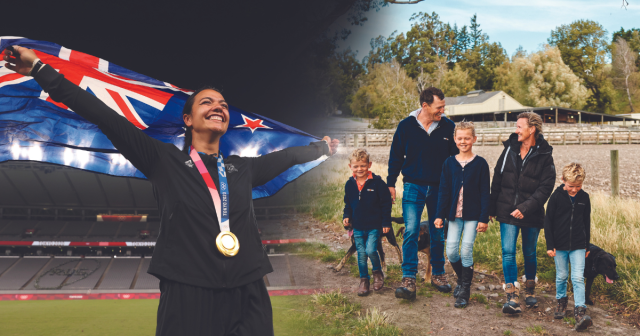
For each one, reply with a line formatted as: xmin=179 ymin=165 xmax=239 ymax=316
xmin=434 ymin=218 xmax=444 ymax=229
xmin=322 ymin=136 xmax=340 ymax=156
xmin=3 ymin=46 xmax=38 ymax=76
xmin=476 ymin=222 xmax=488 ymax=233
xmin=547 ymin=249 xmax=556 ymax=257
xmin=510 ymin=209 xmax=524 ymax=220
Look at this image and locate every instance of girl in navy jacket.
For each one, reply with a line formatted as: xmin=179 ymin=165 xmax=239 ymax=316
xmin=435 ymin=121 xmax=490 ymax=309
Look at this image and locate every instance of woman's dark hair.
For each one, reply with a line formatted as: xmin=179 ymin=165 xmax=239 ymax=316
xmin=182 ymin=86 xmax=222 ymax=153
xmin=419 ymin=87 xmax=445 ymax=106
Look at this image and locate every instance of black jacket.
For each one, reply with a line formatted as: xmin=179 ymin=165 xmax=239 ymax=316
xmin=34 ymin=65 xmax=329 ymax=289
xmin=343 ymin=173 xmax=392 ymax=230
xmin=489 ymin=133 xmax=556 ymax=228
xmin=544 ymin=185 xmax=591 ymax=251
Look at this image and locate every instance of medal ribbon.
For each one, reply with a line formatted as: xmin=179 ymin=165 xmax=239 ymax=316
xmin=189 ymin=146 xmax=230 ymax=232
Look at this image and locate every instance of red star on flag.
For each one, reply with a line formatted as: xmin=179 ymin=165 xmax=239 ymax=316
xmin=235 ymin=114 xmax=272 ymax=133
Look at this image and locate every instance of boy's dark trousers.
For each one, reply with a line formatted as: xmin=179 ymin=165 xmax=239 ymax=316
xmin=156 ymin=278 xmax=273 ymax=336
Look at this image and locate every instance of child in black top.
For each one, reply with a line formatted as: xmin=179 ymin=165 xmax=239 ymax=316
xmin=544 ymin=163 xmax=592 ymax=331
xmin=343 ymin=149 xmax=392 ymax=296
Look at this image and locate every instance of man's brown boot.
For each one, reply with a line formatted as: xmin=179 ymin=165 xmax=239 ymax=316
xmin=372 ymin=270 xmax=384 ymax=291
xmin=431 ymin=273 xmax=452 ymax=293
xmin=394 ymin=277 xmax=416 ymax=300
xmin=357 ymin=278 xmax=370 ymax=296
xmin=574 ymin=306 xmax=593 ymax=331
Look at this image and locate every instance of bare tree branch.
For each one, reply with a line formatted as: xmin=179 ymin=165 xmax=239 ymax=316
xmin=386 ymin=0 xmax=424 ymax=3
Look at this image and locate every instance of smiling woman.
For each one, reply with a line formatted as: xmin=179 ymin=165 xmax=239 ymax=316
xmin=3 ymin=45 xmax=339 ymax=336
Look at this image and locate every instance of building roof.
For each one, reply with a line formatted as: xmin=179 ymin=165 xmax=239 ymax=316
xmin=445 ymin=90 xmax=502 ymax=106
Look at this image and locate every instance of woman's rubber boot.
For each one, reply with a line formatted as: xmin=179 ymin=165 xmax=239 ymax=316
xmin=524 ymin=277 xmax=538 ymax=308
xmin=574 ymin=306 xmax=593 ymax=331
xmin=357 ymin=278 xmax=370 ymax=296
xmin=451 ymin=260 xmax=463 ymax=299
xmin=554 ymin=297 xmax=568 ymax=319
xmin=454 ymin=265 xmax=473 ymax=308
xmin=502 ymin=282 xmax=522 ymax=314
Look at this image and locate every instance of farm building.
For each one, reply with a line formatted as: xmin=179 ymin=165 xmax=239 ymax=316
xmin=444 ymin=90 xmax=629 ymax=126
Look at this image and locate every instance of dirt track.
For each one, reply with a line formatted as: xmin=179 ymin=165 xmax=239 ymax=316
xmin=272 ymin=214 xmax=640 ymax=335
xmin=340 ymin=144 xmax=640 ymax=198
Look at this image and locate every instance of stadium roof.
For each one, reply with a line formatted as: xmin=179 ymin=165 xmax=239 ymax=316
xmin=0 ymin=161 xmax=155 ymax=211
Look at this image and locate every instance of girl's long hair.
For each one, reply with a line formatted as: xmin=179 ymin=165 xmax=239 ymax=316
xmin=181 ymin=86 xmax=222 ymax=153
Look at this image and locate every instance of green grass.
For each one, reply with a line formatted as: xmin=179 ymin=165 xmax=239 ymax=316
xmin=470 ymin=293 xmax=488 ymax=304
xmin=563 ymin=316 xmax=576 ymax=326
xmin=0 ymin=295 xmax=400 ymax=336
xmin=0 ymin=300 xmax=158 ymax=336
xmin=525 ymin=325 xmax=548 ymax=335
xmin=503 ymin=330 xmax=512 ymax=336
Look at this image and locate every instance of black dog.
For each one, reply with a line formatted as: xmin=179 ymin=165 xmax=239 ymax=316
xmin=584 ymin=244 xmax=619 ymax=305
xmin=334 ymin=217 xmax=403 ymax=273
xmin=395 ymin=219 xmax=433 ymax=283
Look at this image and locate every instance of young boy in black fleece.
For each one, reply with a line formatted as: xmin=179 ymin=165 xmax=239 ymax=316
xmin=343 ymin=149 xmax=392 ymax=296
xmin=544 ymin=163 xmax=592 ymax=332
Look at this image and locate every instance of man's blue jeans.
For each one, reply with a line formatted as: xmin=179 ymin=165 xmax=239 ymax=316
xmin=447 ymin=218 xmax=478 ymax=268
xmin=353 ymin=228 xmax=382 ymax=279
xmin=401 ymin=183 xmax=445 ymax=279
xmin=555 ymin=249 xmax=587 ymax=308
xmin=500 ymin=222 xmax=540 ymax=284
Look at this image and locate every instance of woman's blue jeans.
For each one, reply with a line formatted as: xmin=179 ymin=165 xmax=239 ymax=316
xmin=555 ymin=249 xmax=587 ymax=308
xmin=401 ymin=183 xmax=445 ymax=279
xmin=500 ymin=222 xmax=540 ymax=284
xmin=353 ymin=228 xmax=382 ymax=279
xmin=447 ymin=218 xmax=478 ymax=267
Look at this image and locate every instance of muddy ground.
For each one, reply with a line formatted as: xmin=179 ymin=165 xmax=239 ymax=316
xmin=337 ymin=144 xmax=640 ymax=198
xmin=267 ymin=213 xmax=640 ymax=335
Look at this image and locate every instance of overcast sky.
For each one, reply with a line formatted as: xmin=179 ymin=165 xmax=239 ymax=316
xmin=336 ymin=0 xmax=639 ymax=60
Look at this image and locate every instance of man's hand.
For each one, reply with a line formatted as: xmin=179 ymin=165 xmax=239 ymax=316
xmin=382 ymin=227 xmax=390 ymax=234
xmin=342 ymin=218 xmax=351 ymax=229
xmin=389 ymin=187 xmax=396 ymax=204
xmin=434 ymin=218 xmax=444 ymax=229
xmin=321 ymin=136 xmax=340 ymax=156
xmin=476 ymin=222 xmax=488 ymax=233
xmin=3 ymin=46 xmax=38 ymax=76
xmin=547 ymin=249 xmax=556 ymax=257
xmin=510 ymin=209 xmax=524 ymax=220
xmin=586 ymin=251 xmax=590 ymax=258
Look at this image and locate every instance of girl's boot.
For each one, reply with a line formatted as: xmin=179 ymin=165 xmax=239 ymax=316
xmin=451 ymin=260 xmax=463 ymax=298
xmin=454 ymin=265 xmax=473 ymax=308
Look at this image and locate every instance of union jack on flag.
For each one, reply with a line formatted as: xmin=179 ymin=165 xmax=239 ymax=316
xmin=0 ymin=37 xmax=325 ymax=199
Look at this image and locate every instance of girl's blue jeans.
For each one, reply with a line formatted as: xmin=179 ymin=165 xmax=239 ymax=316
xmin=500 ymin=222 xmax=540 ymax=284
xmin=555 ymin=249 xmax=587 ymax=308
xmin=353 ymin=228 xmax=382 ymax=279
xmin=446 ymin=218 xmax=478 ymax=267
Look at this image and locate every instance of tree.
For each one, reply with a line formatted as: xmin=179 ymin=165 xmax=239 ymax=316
xmin=495 ymin=45 xmax=589 ymax=109
xmin=364 ymin=12 xmax=457 ymax=79
xmin=350 ymin=60 xmax=419 ymax=128
xmin=613 ymin=27 xmax=640 ymax=68
xmin=612 ymin=37 xmax=639 ymax=112
xmin=440 ymin=64 xmax=475 ymax=97
xmin=548 ymin=20 xmax=615 ymax=112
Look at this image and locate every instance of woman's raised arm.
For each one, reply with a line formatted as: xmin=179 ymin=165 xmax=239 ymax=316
xmin=3 ymin=46 xmax=163 ymax=178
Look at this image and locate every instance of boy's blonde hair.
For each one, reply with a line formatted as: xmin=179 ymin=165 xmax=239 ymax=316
xmin=562 ymin=162 xmax=586 ymax=183
xmin=454 ymin=120 xmax=476 ymax=137
xmin=349 ymin=148 xmax=370 ymax=163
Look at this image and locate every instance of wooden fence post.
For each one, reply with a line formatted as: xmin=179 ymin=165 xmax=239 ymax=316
xmin=353 ymin=133 xmax=358 ymax=147
xmin=611 ymin=150 xmax=619 ymax=197
xmin=386 ymin=131 xmax=390 ymax=146
xmin=579 ymin=131 xmax=583 ymax=145
xmin=364 ymin=132 xmax=368 ymax=147
xmin=596 ymin=131 xmax=600 ymax=145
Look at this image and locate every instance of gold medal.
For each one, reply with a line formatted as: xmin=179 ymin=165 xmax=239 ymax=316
xmin=216 ymin=231 xmax=239 ymax=257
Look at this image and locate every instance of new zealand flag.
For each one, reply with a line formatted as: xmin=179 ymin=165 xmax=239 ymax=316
xmin=0 ymin=36 xmax=326 ymax=199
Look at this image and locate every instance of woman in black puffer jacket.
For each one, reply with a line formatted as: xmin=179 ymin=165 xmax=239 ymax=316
xmin=489 ymin=112 xmax=556 ymax=315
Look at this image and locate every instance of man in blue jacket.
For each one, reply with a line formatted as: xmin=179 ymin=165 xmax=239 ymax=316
xmin=388 ymin=87 xmax=458 ymax=300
